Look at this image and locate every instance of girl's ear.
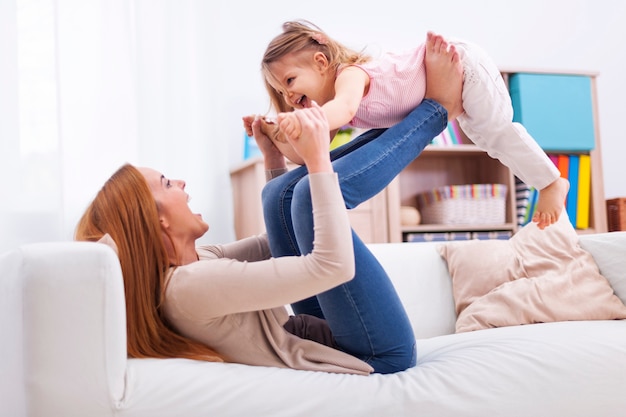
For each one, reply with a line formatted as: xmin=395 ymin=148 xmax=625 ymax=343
xmin=313 ymin=51 xmax=330 ymax=73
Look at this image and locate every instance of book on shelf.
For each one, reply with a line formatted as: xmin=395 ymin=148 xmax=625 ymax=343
xmin=515 ymin=177 xmax=532 ymax=227
xmin=430 ymin=120 xmax=462 ymax=146
xmin=243 ymin=131 xmax=261 ymax=160
xmin=515 ymin=177 xmax=538 ymax=227
xmin=556 ymin=154 xmax=569 ymax=179
xmin=509 ymin=73 xmax=595 ymax=152
xmin=565 ymin=154 xmax=579 ymax=226
xmin=576 ymin=154 xmax=591 ymax=229
xmin=404 ymin=231 xmax=511 ymax=243
xmin=522 ymin=153 xmax=591 ymax=230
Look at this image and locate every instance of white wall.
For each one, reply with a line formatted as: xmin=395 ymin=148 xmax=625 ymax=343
xmin=220 ymin=0 xmax=626 ymax=199
xmin=1 ymin=0 xmax=625 ymax=251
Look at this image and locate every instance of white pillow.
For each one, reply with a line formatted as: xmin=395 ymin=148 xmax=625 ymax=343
xmin=579 ymin=231 xmax=626 ymax=305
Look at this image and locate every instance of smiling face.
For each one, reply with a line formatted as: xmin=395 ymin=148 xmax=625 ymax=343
xmin=267 ymin=49 xmax=336 ymax=110
xmin=138 ymin=167 xmax=208 ymax=242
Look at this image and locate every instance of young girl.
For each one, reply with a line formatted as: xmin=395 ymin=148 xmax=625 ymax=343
xmin=248 ymin=20 xmax=569 ymax=230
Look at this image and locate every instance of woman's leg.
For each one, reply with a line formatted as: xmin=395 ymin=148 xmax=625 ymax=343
xmin=261 ymin=128 xmax=389 ymax=318
xmin=285 ymin=100 xmax=447 ymax=374
xmin=263 ymin=100 xmax=447 ymax=324
xmin=261 ymin=128 xmax=389 ymax=260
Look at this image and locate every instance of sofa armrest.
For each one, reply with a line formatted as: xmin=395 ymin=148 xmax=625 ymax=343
xmin=1 ymin=242 xmax=127 ymax=416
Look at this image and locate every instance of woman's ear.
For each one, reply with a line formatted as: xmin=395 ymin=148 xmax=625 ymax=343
xmin=159 ymin=216 xmax=170 ymax=230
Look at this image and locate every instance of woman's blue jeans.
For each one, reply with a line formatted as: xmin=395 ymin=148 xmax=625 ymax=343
xmin=261 ymin=99 xmax=448 ymax=374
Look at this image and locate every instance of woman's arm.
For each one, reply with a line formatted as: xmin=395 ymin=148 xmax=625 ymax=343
xmin=169 ymin=103 xmax=354 ymax=317
xmin=168 ymin=173 xmax=353 ymax=317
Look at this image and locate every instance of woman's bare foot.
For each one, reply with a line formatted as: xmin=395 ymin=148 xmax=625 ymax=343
xmin=532 ymin=177 xmax=570 ymax=230
xmin=424 ymin=31 xmax=464 ymax=120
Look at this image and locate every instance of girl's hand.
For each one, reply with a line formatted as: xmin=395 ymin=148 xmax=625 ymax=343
xmin=280 ymin=101 xmax=332 ymax=174
xmin=276 ymin=112 xmax=302 ymax=142
xmin=248 ymin=115 xmax=287 ymax=170
xmin=242 ymin=114 xmax=256 ymax=137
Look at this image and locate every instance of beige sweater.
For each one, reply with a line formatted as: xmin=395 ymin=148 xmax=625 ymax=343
xmin=162 ymin=173 xmax=373 ymax=375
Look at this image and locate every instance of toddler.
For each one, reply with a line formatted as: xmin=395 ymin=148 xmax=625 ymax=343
xmin=244 ymin=20 xmax=568 ymax=230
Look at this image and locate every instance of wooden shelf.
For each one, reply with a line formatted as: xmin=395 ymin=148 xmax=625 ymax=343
xmin=229 ymin=69 xmax=607 ymax=244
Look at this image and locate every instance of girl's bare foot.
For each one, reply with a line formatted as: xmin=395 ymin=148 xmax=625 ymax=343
xmin=533 ymin=177 xmax=570 ymax=229
xmin=424 ymin=31 xmax=464 ymax=120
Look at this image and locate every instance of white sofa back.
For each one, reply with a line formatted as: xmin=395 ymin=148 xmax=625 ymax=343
xmin=367 ymin=242 xmax=457 ymax=338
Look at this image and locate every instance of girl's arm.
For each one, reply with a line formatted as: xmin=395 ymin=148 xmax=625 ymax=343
xmin=321 ymin=65 xmax=369 ymax=131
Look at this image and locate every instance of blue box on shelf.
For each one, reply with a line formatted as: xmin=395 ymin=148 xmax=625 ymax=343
xmin=509 ymin=73 xmax=595 ymax=152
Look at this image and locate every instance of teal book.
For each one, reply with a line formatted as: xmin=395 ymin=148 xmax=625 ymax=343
xmin=243 ymin=131 xmax=262 ymax=160
xmin=566 ymin=154 xmax=579 ymax=227
xmin=509 ymin=73 xmax=595 ymax=152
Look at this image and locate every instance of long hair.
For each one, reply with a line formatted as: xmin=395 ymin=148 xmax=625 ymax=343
xmin=261 ymin=19 xmax=371 ymax=115
xmin=75 ymin=163 xmax=224 ymax=362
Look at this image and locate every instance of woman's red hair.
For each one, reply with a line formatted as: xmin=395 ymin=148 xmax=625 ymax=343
xmin=75 ymin=163 xmax=224 ymax=362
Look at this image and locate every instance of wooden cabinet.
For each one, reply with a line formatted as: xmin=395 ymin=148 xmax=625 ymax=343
xmin=229 ymin=158 xmax=395 ymax=243
xmin=391 ymin=144 xmax=517 ymax=241
xmin=230 ymin=69 xmax=607 ymax=243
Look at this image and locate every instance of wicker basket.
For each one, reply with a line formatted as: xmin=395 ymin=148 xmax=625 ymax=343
xmin=416 ymin=184 xmax=508 ymax=225
xmin=606 ymin=198 xmax=626 ymax=232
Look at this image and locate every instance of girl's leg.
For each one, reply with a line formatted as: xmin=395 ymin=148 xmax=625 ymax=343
xmin=332 ymin=99 xmax=446 ymax=209
xmin=453 ymin=40 xmax=560 ymax=190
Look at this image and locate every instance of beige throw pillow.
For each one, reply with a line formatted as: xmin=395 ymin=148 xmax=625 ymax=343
xmin=438 ymin=212 xmax=626 ymax=333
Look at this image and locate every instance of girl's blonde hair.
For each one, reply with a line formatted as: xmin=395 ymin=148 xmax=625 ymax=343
xmin=261 ymin=20 xmax=371 ymax=114
xmin=75 ymin=163 xmax=224 ymax=363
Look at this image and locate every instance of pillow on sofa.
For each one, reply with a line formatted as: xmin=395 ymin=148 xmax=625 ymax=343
xmin=438 ymin=212 xmax=626 ymax=333
xmin=579 ymin=232 xmax=626 ymax=305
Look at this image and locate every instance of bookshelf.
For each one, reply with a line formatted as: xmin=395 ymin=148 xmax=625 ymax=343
xmin=230 ymin=69 xmax=607 ymax=243
xmin=229 ymin=158 xmax=394 ymax=243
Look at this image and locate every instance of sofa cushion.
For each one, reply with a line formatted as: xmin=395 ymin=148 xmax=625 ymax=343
xmin=437 ymin=212 xmax=626 ymax=333
xmin=579 ymin=231 xmax=626 ymax=305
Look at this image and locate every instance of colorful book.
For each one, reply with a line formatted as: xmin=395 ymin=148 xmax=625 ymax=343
xmin=548 ymin=154 xmax=559 ymax=168
xmin=566 ymin=154 xmax=579 ymax=227
xmin=523 ymin=187 xmax=539 ymax=226
xmin=471 ymin=231 xmax=512 ymax=240
xmin=557 ymin=154 xmax=569 ymax=180
xmin=405 ymin=232 xmax=449 ymax=242
xmin=509 ymin=73 xmax=595 ymax=151
xmin=515 ymin=177 xmax=532 ymax=228
xmin=448 ymin=120 xmax=463 ymax=144
xmin=447 ymin=232 xmax=473 ymax=241
xmin=243 ymin=131 xmax=261 ymax=160
xmin=576 ymin=154 xmax=591 ymax=229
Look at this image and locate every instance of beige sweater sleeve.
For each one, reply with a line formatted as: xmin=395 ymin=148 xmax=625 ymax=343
xmin=166 ymin=172 xmax=354 ymax=318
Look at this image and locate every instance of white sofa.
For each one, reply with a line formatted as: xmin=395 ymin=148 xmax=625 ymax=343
xmin=2 ymin=231 xmax=626 ymax=417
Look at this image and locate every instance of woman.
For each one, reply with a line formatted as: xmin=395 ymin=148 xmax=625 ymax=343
xmin=75 ymin=46 xmax=462 ymax=375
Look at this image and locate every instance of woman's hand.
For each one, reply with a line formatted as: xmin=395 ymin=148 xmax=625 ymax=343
xmin=278 ymin=101 xmax=332 ymax=174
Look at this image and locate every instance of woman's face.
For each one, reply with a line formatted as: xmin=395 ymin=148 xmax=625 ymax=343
xmin=139 ymin=167 xmax=208 ymax=240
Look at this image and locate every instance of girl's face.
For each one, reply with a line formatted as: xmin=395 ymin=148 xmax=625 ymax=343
xmin=139 ymin=167 xmax=208 ymax=241
xmin=268 ymin=50 xmax=335 ymax=110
